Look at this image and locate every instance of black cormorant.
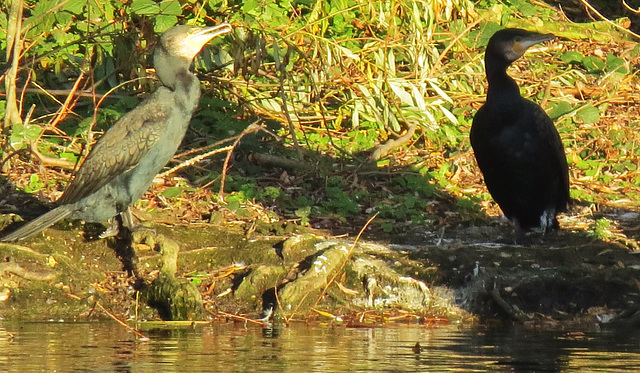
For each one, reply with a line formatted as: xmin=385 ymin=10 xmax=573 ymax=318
xmin=2 ymin=23 xmax=233 ymax=241
xmin=470 ymin=28 xmax=569 ymax=234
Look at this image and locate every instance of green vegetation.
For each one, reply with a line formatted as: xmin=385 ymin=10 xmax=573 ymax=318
xmin=2 ymin=0 xmax=640 ymax=238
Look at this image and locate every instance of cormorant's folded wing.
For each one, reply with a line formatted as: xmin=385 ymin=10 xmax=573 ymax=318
xmin=58 ymin=98 xmax=171 ymax=205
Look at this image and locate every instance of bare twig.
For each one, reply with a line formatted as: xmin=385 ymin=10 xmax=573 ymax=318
xmin=307 ymin=212 xmax=379 ymax=318
xmin=95 ymin=302 xmax=150 ymax=340
xmin=158 ymin=145 xmax=233 ymax=179
xmin=48 ymin=71 xmax=86 ymax=129
xmin=213 ymin=309 xmax=267 ymax=326
xmin=579 ymin=0 xmax=640 ymax=39
xmin=92 ymin=76 xmax=151 ymax=133
xmin=431 ymin=18 xmax=483 ymax=74
xmin=217 ymin=121 xmax=263 ymax=200
xmin=622 ymin=0 xmax=640 ymax=14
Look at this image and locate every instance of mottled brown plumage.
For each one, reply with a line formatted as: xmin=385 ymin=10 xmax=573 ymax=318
xmin=2 ymin=24 xmax=232 ymax=241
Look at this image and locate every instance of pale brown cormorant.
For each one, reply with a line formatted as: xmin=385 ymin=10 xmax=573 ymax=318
xmin=2 ymin=23 xmax=232 ymax=241
xmin=470 ymin=28 xmax=569 ymax=233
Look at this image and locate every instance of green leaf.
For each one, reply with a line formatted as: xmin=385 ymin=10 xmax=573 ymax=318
xmin=161 ymin=186 xmax=183 ymax=198
xmin=131 ymin=0 xmax=160 ymax=15
xmin=159 ymin=0 xmax=182 ymax=15
xmin=576 ymin=105 xmax=600 ymax=124
xmin=605 ymin=53 xmax=627 ymax=74
xmin=576 ymin=160 xmax=590 ymax=170
xmin=227 ymin=200 xmax=240 ymax=211
xmin=475 ymin=22 xmax=502 ymax=48
xmin=208 ymin=0 xmax=224 ymax=9
xmin=59 ymin=152 xmax=78 ymax=164
xmin=236 ymin=208 xmax=252 ymax=217
xmin=25 ymin=174 xmax=45 ymax=193
xmin=15 ymin=125 xmax=45 ymax=141
xmin=62 ymin=0 xmax=86 ymax=14
xmin=154 ymin=15 xmax=178 ymax=32
xmin=581 ymin=56 xmax=605 ymax=73
xmin=547 ymin=101 xmax=572 ymax=120
xmin=241 ymin=0 xmax=260 ymax=14
xmin=560 ymin=51 xmax=583 ymax=64
xmin=381 ymin=222 xmax=393 ymax=233
xmin=31 ymin=1 xmax=56 ymax=31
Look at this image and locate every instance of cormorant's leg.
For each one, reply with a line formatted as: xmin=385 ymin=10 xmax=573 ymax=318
xmin=539 ymin=209 xmax=556 ymax=235
xmin=109 ymin=213 xmax=141 ymax=281
xmin=121 ymin=207 xmax=135 ymax=231
xmin=99 ymin=207 xmax=135 ymax=239
xmin=99 ymin=218 xmax=120 ymax=239
xmin=513 ymin=219 xmax=525 ymax=245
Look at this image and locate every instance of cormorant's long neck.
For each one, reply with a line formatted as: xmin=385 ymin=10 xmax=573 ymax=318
xmin=485 ymin=52 xmax=522 ymax=106
xmin=153 ymin=47 xmax=201 ymax=113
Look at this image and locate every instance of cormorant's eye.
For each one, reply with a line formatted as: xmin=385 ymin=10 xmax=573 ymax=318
xmin=514 ymin=36 xmax=522 ymax=43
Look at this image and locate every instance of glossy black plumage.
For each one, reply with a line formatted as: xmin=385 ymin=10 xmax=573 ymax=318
xmin=2 ymin=23 xmax=232 ymax=241
xmin=470 ymin=28 xmax=569 ymax=232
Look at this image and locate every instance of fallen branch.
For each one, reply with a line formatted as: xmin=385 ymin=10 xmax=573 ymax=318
xmin=0 ymin=262 xmax=57 ymax=281
xmin=248 ymin=152 xmax=310 ymax=171
xmin=490 ymin=288 xmax=532 ymax=322
xmin=95 ymin=301 xmax=150 ymax=340
xmin=370 ymin=123 xmax=417 ymax=161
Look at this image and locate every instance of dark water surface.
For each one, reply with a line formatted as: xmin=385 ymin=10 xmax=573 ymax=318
xmin=1 ymin=322 xmax=640 ymax=372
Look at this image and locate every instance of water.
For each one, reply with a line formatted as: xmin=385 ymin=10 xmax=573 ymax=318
xmin=1 ymin=322 xmax=640 ymax=372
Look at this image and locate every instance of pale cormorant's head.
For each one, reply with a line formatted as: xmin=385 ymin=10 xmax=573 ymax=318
xmin=157 ymin=23 xmax=233 ymax=62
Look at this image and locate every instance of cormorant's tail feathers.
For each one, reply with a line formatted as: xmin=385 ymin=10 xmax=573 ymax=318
xmin=1 ymin=205 xmax=74 ymax=242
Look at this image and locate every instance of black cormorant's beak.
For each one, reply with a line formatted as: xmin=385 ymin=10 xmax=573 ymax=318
xmin=513 ymin=32 xmax=555 ymax=55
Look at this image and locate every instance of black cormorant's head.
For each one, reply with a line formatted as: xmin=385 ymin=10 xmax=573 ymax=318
xmin=485 ymin=28 xmax=555 ymax=66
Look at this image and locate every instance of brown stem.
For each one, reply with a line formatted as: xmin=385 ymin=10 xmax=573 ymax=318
xmin=3 ymin=0 xmax=24 ymax=142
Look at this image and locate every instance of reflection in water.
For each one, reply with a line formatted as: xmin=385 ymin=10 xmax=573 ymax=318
xmin=1 ymin=322 xmax=640 ymax=372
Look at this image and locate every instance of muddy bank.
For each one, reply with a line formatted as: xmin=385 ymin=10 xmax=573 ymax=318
xmin=0 ymin=220 xmax=463 ymax=323
xmin=1 ymin=218 xmax=639 ymax=329
xmin=397 ymin=224 xmax=640 ymax=328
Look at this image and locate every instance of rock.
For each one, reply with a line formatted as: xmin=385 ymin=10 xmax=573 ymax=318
xmin=137 ymin=230 xmax=206 ymax=321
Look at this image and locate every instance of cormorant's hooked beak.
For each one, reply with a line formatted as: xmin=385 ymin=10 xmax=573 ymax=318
xmin=511 ymin=32 xmax=555 ymax=59
xmin=518 ymin=32 xmax=555 ymax=50
xmin=184 ymin=23 xmax=233 ymax=55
